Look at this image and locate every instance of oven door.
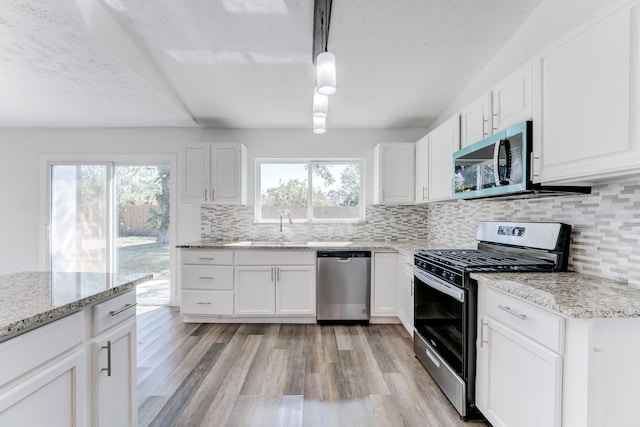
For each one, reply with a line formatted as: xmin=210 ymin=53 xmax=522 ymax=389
xmin=413 ymin=267 xmax=465 ymax=374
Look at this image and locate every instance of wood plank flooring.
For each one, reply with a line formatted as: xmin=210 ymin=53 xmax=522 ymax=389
xmin=136 ymin=307 xmax=488 ymax=427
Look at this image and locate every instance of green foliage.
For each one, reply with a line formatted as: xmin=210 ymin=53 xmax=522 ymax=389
xmin=261 ymin=163 xmax=361 ymax=210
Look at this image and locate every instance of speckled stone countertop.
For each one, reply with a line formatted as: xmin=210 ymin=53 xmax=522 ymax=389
xmin=472 ymin=272 xmax=640 ymax=318
xmin=0 ymin=272 xmax=152 ymax=343
xmin=177 ymin=239 xmax=436 ymax=257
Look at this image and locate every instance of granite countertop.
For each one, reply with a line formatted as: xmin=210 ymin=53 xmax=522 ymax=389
xmin=472 ymin=272 xmax=640 ymax=318
xmin=0 ymin=272 xmax=152 ymax=343
xmin=176 ymin=239 xmax=435 ymax=257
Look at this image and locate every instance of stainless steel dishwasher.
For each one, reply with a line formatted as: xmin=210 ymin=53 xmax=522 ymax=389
xmin=317 ymin=251 xmax=371 ymax=322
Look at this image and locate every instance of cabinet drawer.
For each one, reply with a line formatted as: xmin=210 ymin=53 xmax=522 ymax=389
xmin=92 ymin=291 xmax=137 ymax=336
xmin=485 ymin=288 xmax=564 ymax=353
xmin=182 ymin=249 xmax=233 ymax=265
xmin=181 ymin=265 xmax=233 ymax=290
xmin=182 ymin=290 xmax=234 ymax=315
xmin=235 ymin=250 xmax=315 ymax=266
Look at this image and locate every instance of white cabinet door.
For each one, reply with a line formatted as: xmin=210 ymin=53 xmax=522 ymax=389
xmin=210 ymin=143 xmax=247 ymax=205
xmin=181 ymin=145 xmax=210 ymax=203
xmin=476 ymin=317 xmax=562 ymax=427
xmin=428 ymin=114 xmax=460 ymax=201
xmin=0 ymin=350 xmax=85 ymax=427
xmin=275 ymin=266 xmax=316 ymax=315
xmin=460 ymin=92 xmax=492 ymax=148
xmin=372 ymin=252 xmax=397 ymax=316
xmin=396 ymin=254 xmax=414 ymax=335
xmin=532 ymin=3 xmax=640 ymax=184
xmin=235 ymin=266 xmax=275 ymax=315
xmin=492 ymin=60 xmax=533 ymax=132
xmin=415 ymin=134 xmax=429 ymax=203
xmin=373 ymin=143 xmax=416 ymax=204
xmin=93 ymin=319 xmax=137 ymax=427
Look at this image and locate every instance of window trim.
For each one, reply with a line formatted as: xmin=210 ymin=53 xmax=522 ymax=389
xmin=255 ymin=158 xmax=365 ymax=223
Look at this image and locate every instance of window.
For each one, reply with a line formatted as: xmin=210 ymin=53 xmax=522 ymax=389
xmin=256 ymin=160 xmax=363 ymax=222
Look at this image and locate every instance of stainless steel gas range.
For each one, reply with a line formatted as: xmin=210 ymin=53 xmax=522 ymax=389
xmin=413 ymin=221 xmax=572 ymax=420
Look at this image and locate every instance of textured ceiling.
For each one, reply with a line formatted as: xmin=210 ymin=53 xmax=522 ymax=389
xmin=0 ymin=0 xmax=542 ymax=128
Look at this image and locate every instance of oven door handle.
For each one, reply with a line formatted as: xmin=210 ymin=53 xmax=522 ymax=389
xmin=414 ymin=267 xmax=465 ymax=303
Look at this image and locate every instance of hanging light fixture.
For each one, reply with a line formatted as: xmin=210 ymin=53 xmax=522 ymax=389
xmin=312 ymin=0 xmax=334 ymax=133
xmin=316 ymin=51 xmax=336 ymax=95
xmin=313 ymin=0 xmax=335 ymax=96
xmin=313 ymin=116 xmax=326 ymax=134
xmin=312 ymin=86 xmax=328 ymax=118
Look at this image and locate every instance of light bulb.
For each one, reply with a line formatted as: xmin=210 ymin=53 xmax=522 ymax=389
xmin=316 ymin=52 xmax=336 ymax=95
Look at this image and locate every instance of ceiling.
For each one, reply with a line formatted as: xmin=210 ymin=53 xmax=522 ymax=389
xmin=0 ymin=0 xmax=542 ymax=129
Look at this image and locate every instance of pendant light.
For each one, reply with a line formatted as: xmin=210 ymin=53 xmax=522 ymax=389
xmin=313 ymin=116 xmax=326 ymax=134
xmin=314 ymin=0 xmax=335 ymax=96
xmin=316 ymin=51 xmax=336 ymax=95
xmin=312 ymin=86 xmax=328 ymax=118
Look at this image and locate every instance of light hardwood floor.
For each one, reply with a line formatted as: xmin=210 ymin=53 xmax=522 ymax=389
xmin=136 ymin=307 xmax=488 ymax=427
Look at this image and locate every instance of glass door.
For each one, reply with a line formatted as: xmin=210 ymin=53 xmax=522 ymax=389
xmin=49 ymin=162 xmax=171 ymax=305
xmin=49 ymin=163 xmax=111 ymax=273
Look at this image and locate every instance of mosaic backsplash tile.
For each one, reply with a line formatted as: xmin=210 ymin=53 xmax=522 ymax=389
xmin=202 ymin=178 xmax=640 ymax=285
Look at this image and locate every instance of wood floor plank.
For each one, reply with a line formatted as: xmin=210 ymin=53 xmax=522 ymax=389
xmin=136 ymin=308 xmax=489 ymax=427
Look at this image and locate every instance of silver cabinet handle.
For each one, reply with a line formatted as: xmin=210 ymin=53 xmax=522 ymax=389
xmin=492 ymin=112 xmax=499 ymax=131
xmin=198 ymin=257 xmax=214 ymax=260
xmin=196 ymin=302 xmax=212 ymax=305
xmin=276 ymin=267 xmax=280 ymax=282
xmin=198 ymin=276 xmax=214 ymax=280
xmin=100 ymin=340 xmax=112 ymax=377
xmin=482 ymin=117 xmax=488 ymax=137
xmin=204 ymin=188 xmax=208 ymax=201
xmin=109 ymin=303 xmax=137 ymax=316
xmin=271 ymin=267 xmax=274 ymax=282
xmin=480 ymin=319 xmax=489 ymax=347
xmin=212 ymin=189 xmax=215 ymax=201
xmin=498 ymin=305 xmax=527 ymax=320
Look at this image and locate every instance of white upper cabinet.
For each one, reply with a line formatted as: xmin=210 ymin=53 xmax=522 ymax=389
xmin=415 ymin=135 xmax=429 ymax=203
xmin=461 ymin=91 xmax=492 ymax=148
xmin=532 ymin=2 xmax=640 ymax=184
xmin=461 ymin=60 xmax=533 ymax=149
xmin=428 ymin=114 xmax=460 ymax=201
xmin=181 ymin=143 xmax=247 ymax=204
xmin=492 ymin=60 xmax=533 ymax=132
xmin=373 ymin=143 xmax=416 ymax=204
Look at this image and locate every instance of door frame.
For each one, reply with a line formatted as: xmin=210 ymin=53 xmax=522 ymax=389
xmin=39 ymin=154 xmax=178 ymax=305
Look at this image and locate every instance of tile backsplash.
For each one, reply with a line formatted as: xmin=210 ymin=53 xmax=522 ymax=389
xmin=201 ymin=178 xmax=640 ymax=284
xmin=201 ymin=204 xmax=429 ymax=242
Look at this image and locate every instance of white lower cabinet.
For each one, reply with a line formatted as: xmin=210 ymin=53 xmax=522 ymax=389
xmin=181 ymin=249 xmax=235 ymax=316
xmin=476 ymin=286 xmax=563 ymax=427
xmin=92 ymin=320 xmax=136 ymax=427
xmin=234 ymin=250 xmax=316 ymax=320
xmin=235 ymin=266 xmax=276 ymax=315
xmin=396 ymin=253 xmax=414 ymax=335
xmin=0 ymin=291 xmax=138 ymax=427
xmin=0 ymin=312 xmax=85 ymax=426
xmin=372 ymin=252 xmax=398 ymax=318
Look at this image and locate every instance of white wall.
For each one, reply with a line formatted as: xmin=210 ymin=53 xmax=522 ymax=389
xmin=429 ymin=0 xmax=629 ymax=130
xmin=0 ymin=127 xmax=425 ymax=274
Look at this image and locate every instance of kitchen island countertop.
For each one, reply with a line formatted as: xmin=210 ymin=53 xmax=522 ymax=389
xmin=0 ymin=271 xmax=152 ymax=342
xmin=472 ymin=271 xmax=640 ymax=318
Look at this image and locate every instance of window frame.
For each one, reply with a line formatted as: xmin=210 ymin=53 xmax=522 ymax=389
xmin=255 ymin=158 xmax=365 ymax=223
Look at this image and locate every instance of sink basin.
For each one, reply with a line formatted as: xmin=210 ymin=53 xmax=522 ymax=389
xmin=305 ymin=241 xmax=352 ymax=247
xmin=222 ymin=241 xmax=352 ymax=247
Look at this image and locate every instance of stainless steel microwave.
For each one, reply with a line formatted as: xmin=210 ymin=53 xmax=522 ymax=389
xmin=452 ymin=121 xmax=590 ymax=199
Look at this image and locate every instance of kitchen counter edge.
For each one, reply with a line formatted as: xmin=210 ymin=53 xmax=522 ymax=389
xmin=471 ymin=271 xmax=640 ymax=318
xmin=0 ymin=273 xmax=152 ymax=343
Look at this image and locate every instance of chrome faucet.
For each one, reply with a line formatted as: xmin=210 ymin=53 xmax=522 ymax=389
xmin=279 ymin=209 xmax=293 ymax=241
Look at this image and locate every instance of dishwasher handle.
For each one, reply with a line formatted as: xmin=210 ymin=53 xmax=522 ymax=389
xmin=317 ymin=251 xmax=371 ymax=258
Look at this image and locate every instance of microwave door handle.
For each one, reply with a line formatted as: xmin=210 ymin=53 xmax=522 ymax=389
xmin=493 ymin=139 xmax=512 ymax=186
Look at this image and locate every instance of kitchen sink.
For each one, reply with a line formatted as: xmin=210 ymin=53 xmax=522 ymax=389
xmin=222 ymin=241 xmax=353 ymax=247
